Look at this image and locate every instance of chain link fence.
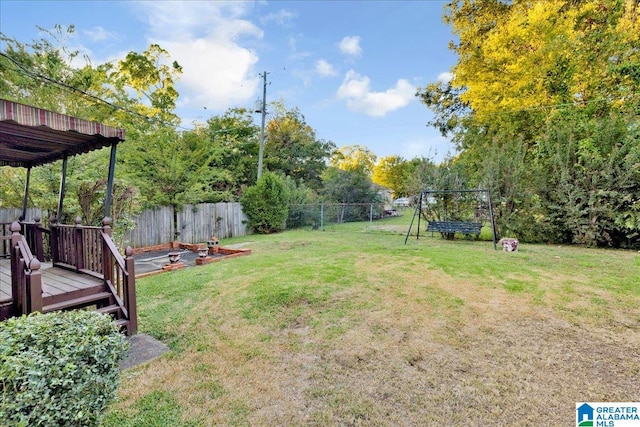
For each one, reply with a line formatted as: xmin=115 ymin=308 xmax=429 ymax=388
xmin=287 ymin=203 xmax=405 ymax=232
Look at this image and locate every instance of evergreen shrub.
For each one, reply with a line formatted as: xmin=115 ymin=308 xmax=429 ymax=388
xmin=240 ymin=172 xmax=291 ymax=233
xmin=0 ymin=311 xmax=128 ymax=427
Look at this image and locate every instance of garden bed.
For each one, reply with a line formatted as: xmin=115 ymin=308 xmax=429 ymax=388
xmin=133 ymin=243 xmax=251 ymax=278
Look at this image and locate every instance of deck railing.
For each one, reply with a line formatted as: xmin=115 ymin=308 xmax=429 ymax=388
xmin=11 ymin=218 xmax=138 ymax=335
xmin=22 ymin=219 xmax=50 ymax=262
xmin=9 ymin=222 xmax=43 ymax=316
xmin=101 ymin=219 xmax=137 ymax=335
xmin=50 ymin=217 xmax=103 ymax=276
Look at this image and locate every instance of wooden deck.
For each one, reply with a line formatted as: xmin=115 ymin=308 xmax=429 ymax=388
xmin=0 ymin=258 xmax=104 ymax=307
xmin=0 ymin=258 xmax=11 ymax=304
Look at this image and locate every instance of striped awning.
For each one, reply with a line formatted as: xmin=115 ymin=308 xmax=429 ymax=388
xmin=0 ymin=99 xmax=125 ymax=168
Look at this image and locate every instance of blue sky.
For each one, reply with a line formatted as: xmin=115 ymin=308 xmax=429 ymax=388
xmin=0 ymin=1 xmax=458 ymax=163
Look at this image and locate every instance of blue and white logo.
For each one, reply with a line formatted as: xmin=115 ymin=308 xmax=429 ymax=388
xmin=577 ymin=403 xmax=595 ymax=426
xmin=577 ymin=402 xmax=640 ymax=427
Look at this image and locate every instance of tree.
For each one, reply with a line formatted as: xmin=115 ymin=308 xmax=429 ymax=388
xmin=372 ymin=155 xmax=412 ymax=196
xmin=321 ymin=167 xmax=380 ymax=223
xmin=264 ymin=101 xmax=335 ymax=190
xmin=204 ymin=107 xmax=260 ymax=197
xmin=330 ymin=145 xmax=377 ymax=176
xmin=108 ymin=43 xmax=182 ymax=126
xmin=321 ymin=167 xmax=379 ymax=205
xmin=121 ymin=126 xmax=220 ymax=209
xmin=437 ymin=0 xmax=640 ymax=121
xmin=0 ymin=25 xmax=92 ymax=114
xmin=417 ymin=0 xmax=640 ymax=247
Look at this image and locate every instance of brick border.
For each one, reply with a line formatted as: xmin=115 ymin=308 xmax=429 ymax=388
xmin=133 ymin=243 xmax=251 ymax=279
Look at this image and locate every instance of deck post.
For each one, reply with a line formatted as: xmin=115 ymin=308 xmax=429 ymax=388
xmin=102 ymin=217 xmax=113 ymax=281
xmin=49 ymin=216 xmax=59 ymax=264
xmin=104 ymin=143 xmax=117 ymax=219
xmin=57 ymin=154 xmax=68 ymax=223
xmin=10 ymin=222 xmax=25 ymax=316
xmin=74 ymin=216 xmax=85 ymax=271
xmin=21 ymin=167 xmax=31 ymax=221
xmin=31 ymin=218 xmax=45 ymax=261
xmin=125 ymin=246 xmax=137 ymax=335
xmin=26 ymin=258 xmax=42 ymax=313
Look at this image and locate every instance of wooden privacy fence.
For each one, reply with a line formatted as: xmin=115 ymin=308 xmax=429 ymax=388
xmin=122 ymin=202 xmax=249 ymax=248
xmin=120 ymin=206 xmax=174 ymax=249
xmin=177 ymin=203 xmax=247 ymax=244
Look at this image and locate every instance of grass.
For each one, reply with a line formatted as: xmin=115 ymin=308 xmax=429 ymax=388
xmin=105 ymin=214 xmax=640 ymax=426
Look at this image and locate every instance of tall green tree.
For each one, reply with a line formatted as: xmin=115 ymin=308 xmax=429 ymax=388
xmin=204 ymin=107 xmax=260 ymax=198
xmin=321 ymin=167 xmax=379 ymax=205
xmin=264 ymin=101 xmax=335 ymax=190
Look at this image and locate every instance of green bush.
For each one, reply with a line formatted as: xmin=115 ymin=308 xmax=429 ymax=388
xmin=240 ymin=172 xmax=291 ymax=233
xmin=0 ymin=311 xmax=128 ymax=427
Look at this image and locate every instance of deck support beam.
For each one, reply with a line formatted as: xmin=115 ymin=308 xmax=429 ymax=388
xmin=57 ymin=155 xmax=68 ymax=222
xmin=21 ymin=167 xmax=31 ymax=221
xmin=104 ymin=142 xmax=117 ymax=219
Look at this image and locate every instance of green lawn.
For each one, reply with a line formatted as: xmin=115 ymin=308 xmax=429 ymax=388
xmin=104 ymin=216 xmax=640 ymax=426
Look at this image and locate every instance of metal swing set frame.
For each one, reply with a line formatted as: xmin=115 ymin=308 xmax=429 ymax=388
xmin=404 ymin=189 xmax=497 ymax=250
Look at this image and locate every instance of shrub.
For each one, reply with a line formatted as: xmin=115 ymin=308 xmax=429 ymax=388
xmin=0 ymin=311 xmax=128 ymax=427
xmin=240 ymin=172 xmax=291 ymax=233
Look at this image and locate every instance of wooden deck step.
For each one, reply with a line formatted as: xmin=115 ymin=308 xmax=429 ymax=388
xmin=43 ymin=291 xmax=112 ymax=313
xmin=114 ymin=318 xmax=129 ymax=333
xmin=96 ymin=304 xmax=121 ymax=315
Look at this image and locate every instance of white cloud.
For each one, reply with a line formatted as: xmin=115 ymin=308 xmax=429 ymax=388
xmin=132 ymin=1 xmax=262 ymax=110
xmin=162 ymin=36 xmax=260 ymax=110
xmin=437 ymin=71 xmax=454 ymax=84
xmin=315 ymin=59 xmax=337 ymax=77
xmin=338 ymin=36 xmax=362 ymax=57
xmin=135 ymin=2 xmax=251 ymax=38
xmin=261 ymin=9 xmax=296 ymax=26
xmin=84 ymin=26 xmax=115 ymax=42
xmin=336 ymin=70 xmax=416 ymax=117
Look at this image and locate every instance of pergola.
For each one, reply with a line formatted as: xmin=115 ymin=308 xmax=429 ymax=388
xmin=0 ymin=99 xmax=136 ymax=335
xmin=0 ymin=98 xmax=125 ymax=221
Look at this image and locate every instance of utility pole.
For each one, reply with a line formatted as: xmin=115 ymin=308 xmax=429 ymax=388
xmin=256 ymin=71 xmax=268 ymax=179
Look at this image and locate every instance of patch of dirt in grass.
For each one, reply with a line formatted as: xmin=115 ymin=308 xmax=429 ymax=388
xmin=260 ymin=267 xmax=640 ymax=425
xmin=368 ymin=224 xmax=409 ymax=233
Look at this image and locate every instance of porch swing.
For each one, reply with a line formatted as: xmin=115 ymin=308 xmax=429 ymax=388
xmin=404 ymin=189 xmax=497 ymax=250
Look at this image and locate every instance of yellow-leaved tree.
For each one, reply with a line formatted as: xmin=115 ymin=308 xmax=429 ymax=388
xmin=417 ymin=0 xmax=640 ymax=247
xmin=444 ymin=0 xmax=640 ymax=121
xmin=330 ymin=145 xmax=377 ymax=177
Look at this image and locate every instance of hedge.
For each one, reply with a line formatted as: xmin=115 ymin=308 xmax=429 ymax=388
xmin=0 ymin=310 xmax=128 ymax=426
